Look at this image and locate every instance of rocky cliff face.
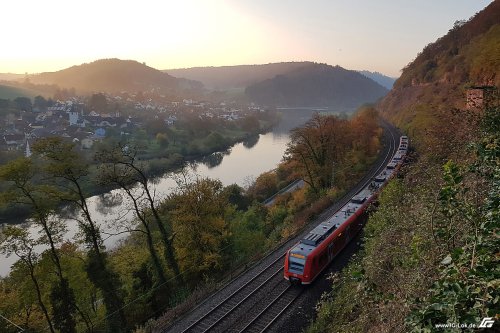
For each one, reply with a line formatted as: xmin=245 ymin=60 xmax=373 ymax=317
xmin=378 ymin=1 xmax=499 ymax=141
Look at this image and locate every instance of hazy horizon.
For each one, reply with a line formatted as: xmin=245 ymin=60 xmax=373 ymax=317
xmin=1 ymin=59 xmax=401 ymax=79
xmin=0 ymin=0 xmax=492 ymax=76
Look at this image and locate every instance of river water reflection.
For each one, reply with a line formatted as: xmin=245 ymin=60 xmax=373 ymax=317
xmin=0 ymin=109 xmax=330 ymax=276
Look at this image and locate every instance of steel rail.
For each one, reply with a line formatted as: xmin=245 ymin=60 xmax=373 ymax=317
xmin=199 ymin=267 xmax=284 ymax=332
xmin=237 ymin=122 xmax=399 ymax=332
xmin=238 ymin=284 xmax=302 ymax=333
xmin=180 ymin=254 xmax=285 ymax=333
xmin=166 ymin=122 xmax=400 ymax=333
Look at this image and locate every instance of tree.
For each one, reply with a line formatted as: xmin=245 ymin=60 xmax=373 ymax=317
xmin=95 ymin=144 xmax=183 ymax=286
xmin=0 ymin=158 xmax=78 ymax=333
xmin=240 ymin=115 xmax=260 ymax=133
xmin=285 ymin=114 xmax=351 ymax=192
xmin=33 ymin=95 xmax=48 ymax=111
xmin=167 ymin=177 xmax=231 ymax=285
xmin=246 ymin=171 xmax=278 ymax=202
xmin=57 ymin=242 xmax=98 ymax=332
xmin=32 ymin=138 xmax=127 ymax=333
xmin=408 ymin=105 xmax=500 ymax=330
xmin=13 ymin=97 xmax=32 ymax=111
xmin=222 ymin=184 xmax=249 ymax=211
xmin=96 ymin=147 xmax=168 ymax=288
xmin=53 ymin=88 xmax=76 ymax=101
xmin=89 ymin=93 xmax=108 ymax=111
xmin=205 ymin=131 xmax=228 ymax=150
xmin=183 ymin=113 xmax=214 ymax=137
xmin=0 ymin=98 xmax=9 ymax=109
xmin=0 ymin=277 xmax=25 ymax=333
xmin=145 ymin=119 xmax=167 ymax=136
xmin=156 ymin=132 xmax=169 ymax=148
xmin=229 ymin=205 xmax=267 ymax=262
xmin=0 ymin=226 xmax=55 ymax=333
xmin=350 ymin=106 xmax=380 ymax=156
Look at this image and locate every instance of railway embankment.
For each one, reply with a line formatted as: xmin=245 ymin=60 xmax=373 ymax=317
xmin=307 ymin=1 xmax=499 ymax=330
xmin=159 ymin=119 xmax=401 ymax=333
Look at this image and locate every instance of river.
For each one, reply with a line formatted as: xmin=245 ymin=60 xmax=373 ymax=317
xmin=0 ymin=109 xmax=334 ymax=276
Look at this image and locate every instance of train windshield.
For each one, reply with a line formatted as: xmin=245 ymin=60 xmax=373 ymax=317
xmin=288 ymin=254 xmax=306 ymax=274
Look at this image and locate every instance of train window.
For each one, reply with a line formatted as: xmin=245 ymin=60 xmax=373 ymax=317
xmin=289 ymin=256 xmax=305 ymax=274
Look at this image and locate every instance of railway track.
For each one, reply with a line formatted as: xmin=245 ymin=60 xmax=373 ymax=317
xmin=162 ymin=121 xmax=399 ymax=333
xmin=180 ymin=255 xmax=285 ymax=333
xmin=239 ymin=284 xmax=302 ymax=333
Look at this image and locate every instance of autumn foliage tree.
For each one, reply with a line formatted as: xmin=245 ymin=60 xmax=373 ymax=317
xmin=0 ymin=158 xmax=78 ymax=333
xmin=285 ymin=108 xmax=382 ymax=194
xmin=166 ymin=177 xmax=232 ymax=286
xmin=0 ymin=227 xmax=55 ymax=333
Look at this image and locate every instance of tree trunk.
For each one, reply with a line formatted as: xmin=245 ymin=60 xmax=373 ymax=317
xmin=26 ymin=257 xmax=55 ymax=333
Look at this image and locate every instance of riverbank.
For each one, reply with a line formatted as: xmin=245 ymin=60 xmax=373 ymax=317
xmin=0 ymin=109 xmax=386 ymax=332
xmin=0 ymin=123 xmax=292 ymax=277
xmin=0 ymin=118 xmax=278 ymax=224
xmin=147 ymin=111 xmax=387 ymax=332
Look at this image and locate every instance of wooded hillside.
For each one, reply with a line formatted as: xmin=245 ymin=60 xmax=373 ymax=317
xmin=166 ymin=62 xmax=312 ymax=90
xmin=245 ymin=63 xmax=388 ymax=110
xmin=28 ymin=59 xmax=202 ymax=95
xmin=309 ymin=2 xmax=499 ymax=332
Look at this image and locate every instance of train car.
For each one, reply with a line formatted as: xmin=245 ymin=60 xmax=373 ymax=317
xmin=284 ymin=136 xmax=408 ymax=285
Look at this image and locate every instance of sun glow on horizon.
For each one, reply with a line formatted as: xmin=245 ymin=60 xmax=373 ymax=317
xmin=2 ymin=0 xmax=289 ymax=73
xmin=0 ymin=0 xmax=492 ymax=76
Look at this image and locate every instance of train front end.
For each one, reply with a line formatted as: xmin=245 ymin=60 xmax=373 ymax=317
xmin=284 ymin=249 xmax=310 ymax=285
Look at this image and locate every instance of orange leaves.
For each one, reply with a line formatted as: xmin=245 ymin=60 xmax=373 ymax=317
xmin=286 ymin=109 xmax=382 ymax=192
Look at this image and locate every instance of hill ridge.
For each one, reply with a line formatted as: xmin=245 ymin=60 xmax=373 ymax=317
xmin=245 ymin=63 xmax=388 ymax=111
xmin=27 ymin=58 xmax=202 ymax=95
xmin=166 ymin=61 xmax=314 ymax=90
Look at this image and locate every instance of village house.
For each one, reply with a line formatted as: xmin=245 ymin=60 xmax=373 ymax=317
xmin=3 ymin=134 xmax=26 ymax=151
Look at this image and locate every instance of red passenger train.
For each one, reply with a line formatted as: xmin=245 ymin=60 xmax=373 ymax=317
xmin=284 ymin=136 xmax=408 ymax=284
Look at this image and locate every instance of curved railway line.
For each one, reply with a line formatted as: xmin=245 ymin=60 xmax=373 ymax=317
xmin=162 ymin=121 xmax=400 ymax=333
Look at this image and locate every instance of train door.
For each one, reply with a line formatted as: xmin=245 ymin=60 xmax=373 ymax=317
xmin=353 ymin=213 xmax=363 ymax=233
xmin=332 ymin=232 xmax=343 ymax=257
xmin=319 ymin=251 xmax=328 ymax=270
xmin=345 ymin=225 xmax=351 ymax=243
xmin=328 ymin=242 xmax=334 ymax=262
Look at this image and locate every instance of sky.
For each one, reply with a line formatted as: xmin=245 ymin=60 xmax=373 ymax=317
xmin=0 ymin=0 xmax=493 ymax=77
